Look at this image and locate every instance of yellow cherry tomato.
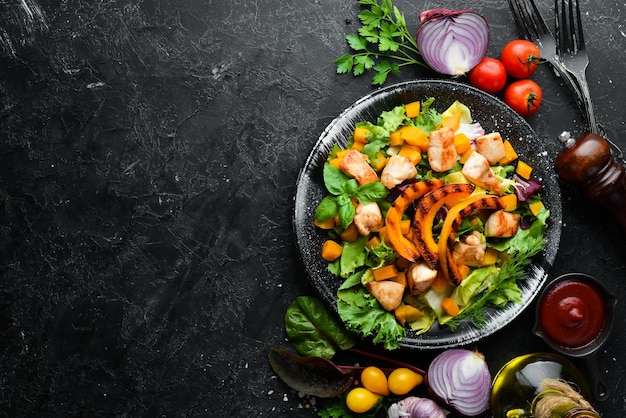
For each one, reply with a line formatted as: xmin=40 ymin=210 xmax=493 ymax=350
xmin=360 ymin=366 xmax=390 ymax=396
xmin=345 ymin=387 xmax=381 ymax=414
xmin=387 ymin=367 xmax=424 ymax=395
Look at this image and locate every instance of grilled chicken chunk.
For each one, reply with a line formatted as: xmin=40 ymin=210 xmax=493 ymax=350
xmin=381 ymin=155 xmax=417 ymax=189
xmin=428 ymin=127 xmax=458 ymax=172
xmin=461 ymin=151 xmax=503 ymax=194
xmin=453 ymin=231 xmax=487 ymax=267
xmin=353 ymin=202 xmax=383 ymax=235
xmin=485 ymin=210 xmax=521 ymax=237
xmin=475 ymin=132 xmax=506 ymax=165
xmin=366 ymin=280 xmax=405 ymax=311
xmin=338 ymin=149 xmax=378 ymax=185
xmin=406 ymin=261 xmax=438 ymax=295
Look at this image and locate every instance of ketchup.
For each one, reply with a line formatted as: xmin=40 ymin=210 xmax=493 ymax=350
xmin=538 ymin=279 xmax=605 ymax=349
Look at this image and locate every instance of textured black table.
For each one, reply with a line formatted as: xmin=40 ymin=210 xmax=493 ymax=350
xmin=1 ymin=0 xmax=624 ymax=416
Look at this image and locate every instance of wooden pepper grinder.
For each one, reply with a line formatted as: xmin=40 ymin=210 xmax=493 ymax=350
xmin=555 ymin=131 xmax=626 ymax=236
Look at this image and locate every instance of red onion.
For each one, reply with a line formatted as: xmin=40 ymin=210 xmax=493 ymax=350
xmin=426 ymin=349 xmax=491 ymax=416
xmin=387 ymin=397 xmax=446 ymax=418
xmin=417 ymin=9 xmax=490 ymax=76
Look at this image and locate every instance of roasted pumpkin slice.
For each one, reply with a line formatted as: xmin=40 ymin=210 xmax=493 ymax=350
xmin=385 ymin=179 xmax=444 ymax=261
xmin=438 ymin=194 xmax=504 ymax=285
xmin=412 ymin=183 xmax=475 ymax=268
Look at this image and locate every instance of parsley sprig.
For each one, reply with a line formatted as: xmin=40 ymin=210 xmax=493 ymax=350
xmin=335 ymin=0 xmax=427 ymax=85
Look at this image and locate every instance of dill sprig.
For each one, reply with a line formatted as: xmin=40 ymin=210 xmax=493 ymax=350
xmin=446 ymin=233 xmax=546 ymax=330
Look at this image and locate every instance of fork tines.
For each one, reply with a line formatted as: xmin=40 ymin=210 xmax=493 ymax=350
xmin=555 ymin=0 xmax=586 ymax=55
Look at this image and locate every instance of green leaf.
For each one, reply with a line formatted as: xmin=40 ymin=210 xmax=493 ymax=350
xmin=379 ymin=105 xmax=407 ymax=132
xmin=337 ymin=286 xmax=405 ymax=350
xmin=371 ymin=61 xmax=398 ymax=85
xmin=323 ymin=163 xmax=349 ymax=196
xmin=358 ymin=8 xmax=383 ymax=27
xmin=284 ymin=296 xmax=358 ymax=358
xmin=268 ymin=348 xmax=354 ymax=397
xmin=353 ymin=60 xmax=366 ymax=76
xmin=339 ymin=236 xmax=367 ymax=277
xmin=378 ymin=35 xmax=399 ymax=52
xmin=337 ymin=194 xmax=356 ymax=229
xmin=335 ymin=54 xmax=353 ymax=74
xmin=371 ymin=70 xmax=389 ymax=86
xmin=356 ymin=182 xmax=388 ymax=204
xmin=354 ymin=54 xmax=375 ymax=72
xmin=346 ymin=33 xmax=368 ymax=51
xmin=379 ymin=22 xmax=401 ymax=48
xmin=315 ymin=195 xmax=338 ymax=222
xmin=358 ymin=26 xmax=379 ymax=43
xmin=393 ymin=6 xmax=406 ymax=28
xmin=335 ymin=0 xmax=426 ymax=85
xmin=338 ymin=270 xmax=364 ymax=291
xmin=366 ymin=240 xmax=399 ymax=269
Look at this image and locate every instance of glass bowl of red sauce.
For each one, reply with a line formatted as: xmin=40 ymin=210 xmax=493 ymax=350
xmin=533 ymin=272 xmax=617 ymax=401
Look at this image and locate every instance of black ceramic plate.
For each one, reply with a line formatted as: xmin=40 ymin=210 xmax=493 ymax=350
xmin=293 ymin=80 xmax=562 ymax=350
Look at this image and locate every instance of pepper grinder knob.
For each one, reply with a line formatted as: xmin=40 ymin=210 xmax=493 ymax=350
xmin=555 ymin=131 xmax=626 ymax=236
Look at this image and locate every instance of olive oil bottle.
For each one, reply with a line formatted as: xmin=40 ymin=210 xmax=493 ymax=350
xmin=490 ymin=353 xmax=600 ymax=418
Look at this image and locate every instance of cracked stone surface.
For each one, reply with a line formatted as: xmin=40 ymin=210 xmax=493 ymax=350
xmin=1 ymin=0 xmax=625 ymax=416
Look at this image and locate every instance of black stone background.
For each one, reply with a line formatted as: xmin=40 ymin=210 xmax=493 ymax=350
xmin=1 ymin=0 xmax=624 ymax=416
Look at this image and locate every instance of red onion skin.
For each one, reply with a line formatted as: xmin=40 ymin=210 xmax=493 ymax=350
xmin=425 ymin=349 xmax=491 ymax=417
xmin=417 ymin=9 xmax=490 ymax=76
xmin=419 ymin=8 xmax=474 ymax=22
xmin=387 ymin=396 xmax=446 ymax=418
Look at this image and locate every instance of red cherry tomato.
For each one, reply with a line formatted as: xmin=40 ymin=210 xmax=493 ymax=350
xmin=468 ymin=57 xmax=507 ymax=94
xmin=500 ymin=39 xmax=541 ymax=79
xmin=504 ymin=79 xmax=543 ymax=117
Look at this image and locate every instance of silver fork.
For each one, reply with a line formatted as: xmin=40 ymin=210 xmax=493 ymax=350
xmin=506 ymin=0 xmax=585 ymax=115
xmin=554 ymin=0 xmax=599 ymax=135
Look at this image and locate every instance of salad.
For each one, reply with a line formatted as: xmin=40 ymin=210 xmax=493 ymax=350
xmin=313 ymin=98 xmax=549 ymax=350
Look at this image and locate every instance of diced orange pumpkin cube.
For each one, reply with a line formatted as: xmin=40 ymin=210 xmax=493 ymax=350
xmin=353 ymin=127 xmax=370 ymax=143
xmin=460 ymin=148 xmax=474 ymax=164
xmin=350 ymin=141 xmax=365 ymax=151
xmin=500 ymin=140 xmax=519 ymax=165
xmin=340 ymin=223 xmax=360 ymax=242
xmin=371 ymin=152 xmax=388 ymax=172
xmin=321 ymin=240 xmax=343 ymax=262
xmin=394 ymin=303 xmax=423 ymax=325
xmin=529 ymin=201 xmax=544 ymax=216
xmin=336 ymin=149 xmax=352 ymax=158
xmin=373 ymin=264 xmax=399 ymax=281
xmin=453 ymin=132 xmax=471 ymax=155
xmin=314 ymin=217 xmax=335 ymax=229
xmin=479 ymin=248 xmax=499 ymax=266
xmin=328 ymin=157 xmax=342 ymax=169
xmin=430 ymin=273 xmax=448 ymax=292
xmin=398 ymin=144 xmax=422 ymax=165
xmin=405 ymin=101 xmax=421 ymax=118
xmin=442 ymin=297 xmax=460 ymax=316
xmin=499 ymin=193 xmax=518 ymax=212
xmin=390 ymin=271 xmax=407 ymax=287
xmin=402 ymin=304 xmax=424 ymax=322
xmin=516 ymin=160 xmax=533 ymax=180
xmin=377 ymin=226 xmax=388 ymax=243
xmin=400 ymin=126 xmax=429 ymax=149
xmin=389 ymin=130 xmax=404 ymax=146
xmin=366 ymin=236 xmax=381 ymax=249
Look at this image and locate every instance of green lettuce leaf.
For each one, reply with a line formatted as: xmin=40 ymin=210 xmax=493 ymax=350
xmin=285 ymin=296 xmax=358 ymax=358
xmin=337 ymin=286 xmax=405 ymax=350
